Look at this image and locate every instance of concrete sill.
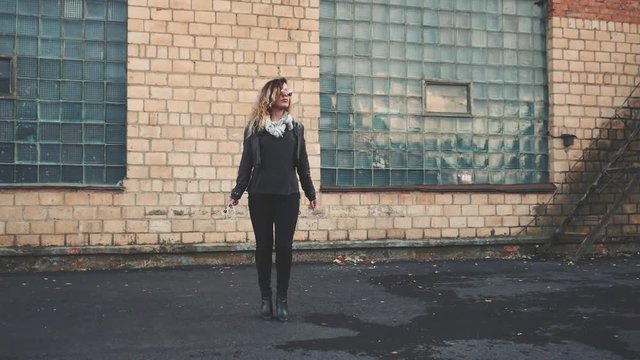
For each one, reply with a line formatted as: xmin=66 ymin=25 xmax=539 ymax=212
xmin=321 ymin=183 xmax=557 ymax=193
xmin=0 ymin=237 xmax=547 ymax=258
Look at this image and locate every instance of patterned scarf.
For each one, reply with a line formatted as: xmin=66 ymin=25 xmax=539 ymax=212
xmin=265 ymin=112 xmax=293 ymax=138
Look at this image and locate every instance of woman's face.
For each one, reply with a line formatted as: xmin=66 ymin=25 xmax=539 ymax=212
xmin=273 ymin=85 xmax=292 ymax=109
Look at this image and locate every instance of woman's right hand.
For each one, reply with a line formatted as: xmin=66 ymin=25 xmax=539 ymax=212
xmin=227 ymin=197 xmax=239 ymax=207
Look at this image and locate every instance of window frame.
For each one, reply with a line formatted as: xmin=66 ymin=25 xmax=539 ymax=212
xmin=0 ymin=56 xmax=16 ymax=99
xmin=423 ymin=79 xmax=473 ymax=117
xmin=0 ymin=0 xmax=128 ymax=188
xmin=318 ymin=0 xmax=551 ymax=189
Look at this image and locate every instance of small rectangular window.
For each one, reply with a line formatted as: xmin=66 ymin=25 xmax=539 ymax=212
xmin=424 ymin=81 xmax=471 ymax=116
xmin=0 ymin=58 xmax=12 ymax=96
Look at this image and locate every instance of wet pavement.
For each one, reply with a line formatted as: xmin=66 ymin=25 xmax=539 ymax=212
xmin=1 ymin=257 xmax=639 ymax=359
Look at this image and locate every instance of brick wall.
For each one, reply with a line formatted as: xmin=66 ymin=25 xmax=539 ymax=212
xmin=548 ymin=17 xmax=640 ymax=172
xmin=525 ymin=4 xmax=640 ymax=238
xmin=549 ymin=0 xmax=640 ymax=24
xmin=306 ymin=192 xmax=547 ymax=241
xmin=1 ymin=0 xmax=640 ymax=257
xmin=123 ymin=0 xmax=320 ymax=246
xmin=1 ymin=0 xmax=321 ymax=248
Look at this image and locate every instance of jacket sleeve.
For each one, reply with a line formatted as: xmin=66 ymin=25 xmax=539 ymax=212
xmin=230 ymin=128 xmax=253 ymax=200
xmin=296 ymin=124 xmax=316 ymax=201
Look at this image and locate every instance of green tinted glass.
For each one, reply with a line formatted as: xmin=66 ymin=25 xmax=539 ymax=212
xmin=0 ymin=0 xmax=126 ymax=186
xmin=320 ymin=0 xmax=548 ymax=186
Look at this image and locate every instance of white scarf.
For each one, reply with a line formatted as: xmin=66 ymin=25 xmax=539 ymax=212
xmin=265 ymin=112 xmax=293 ymax=138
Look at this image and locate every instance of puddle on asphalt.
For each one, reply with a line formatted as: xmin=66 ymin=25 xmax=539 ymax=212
xmin=278 ymin=269 xmax=640 ymax=360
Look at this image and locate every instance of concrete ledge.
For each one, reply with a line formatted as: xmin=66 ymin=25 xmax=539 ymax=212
xmin=1 ymin=237 xmax=639 ymax=273
xmin=0 ymin=237 xmax=545 ymax=257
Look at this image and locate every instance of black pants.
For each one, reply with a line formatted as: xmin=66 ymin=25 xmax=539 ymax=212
xmin=248 ymin=193 xmax=300 ymax=299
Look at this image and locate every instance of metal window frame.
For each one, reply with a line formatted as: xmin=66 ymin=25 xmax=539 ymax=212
xmin=423 ymin=79 xmax=473 ymax=117
xmin=0 ymin=55 xmax=16 ymax=99
xmin=0 ymin=1 xmax=129 ymax=188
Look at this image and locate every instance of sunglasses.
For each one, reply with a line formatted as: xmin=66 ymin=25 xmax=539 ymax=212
xmin=280 ymin=89 xmax=293 ymax=97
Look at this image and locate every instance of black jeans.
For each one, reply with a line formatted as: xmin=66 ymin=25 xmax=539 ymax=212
xmin=248 ymin=193 xmax=300 ymax=299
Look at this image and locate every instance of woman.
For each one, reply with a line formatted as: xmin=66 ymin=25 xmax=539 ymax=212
xmin=227 ymin=77 xmax=317 ymax=322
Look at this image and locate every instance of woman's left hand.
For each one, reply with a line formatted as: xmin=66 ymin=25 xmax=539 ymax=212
xmin=309 ymin=199 xmax=317 ymax=210
xmin=227 ymin=197 xmax=239 ymax=207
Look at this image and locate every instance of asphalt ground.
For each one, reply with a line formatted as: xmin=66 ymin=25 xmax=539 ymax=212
xmin=1 ymin=257 xmax=639 ymax=360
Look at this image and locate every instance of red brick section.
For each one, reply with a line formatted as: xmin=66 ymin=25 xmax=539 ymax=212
xmin=550 ymin=0 xmax=640 ymax=23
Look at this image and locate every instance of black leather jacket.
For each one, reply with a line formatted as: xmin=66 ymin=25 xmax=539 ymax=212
xmin=230 ymin=123 xmax=316 ymax=201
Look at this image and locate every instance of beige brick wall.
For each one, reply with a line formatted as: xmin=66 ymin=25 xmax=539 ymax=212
xmin=1 ymin=3 xmax=639 ymax=251
xmin=526 ymin=16 xmax=640 ymax=237
xmin=305 ymin=192 xmax=548 ymax=240
xmin=127 ymin=0 xmax=322 ymax=245
xmin=1 ymin=0 xmax=321 ymax=248
xmin=548 ymin=17 xmax=640 ymax=178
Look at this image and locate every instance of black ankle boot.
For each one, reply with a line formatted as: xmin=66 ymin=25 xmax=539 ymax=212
xmin=260 ymin=297 xmax=273 ymax=321
xmin=276 ymin=298 xmax=289 ymax=322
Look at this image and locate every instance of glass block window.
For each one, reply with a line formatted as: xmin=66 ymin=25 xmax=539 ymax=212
xmin=0 ymin=0 xmax=127 ymax=186
xmin=320 ymin=0 xmax=548 ymax=187
xmin=0 ymin=58 xmax=12 ymax=95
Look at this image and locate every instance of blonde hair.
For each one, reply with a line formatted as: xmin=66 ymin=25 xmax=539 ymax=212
xmin=247 ymin=77 xmax=295 ymax=136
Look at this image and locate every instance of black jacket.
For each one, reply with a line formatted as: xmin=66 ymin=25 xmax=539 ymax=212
xmin=230 ymin=122 xmax=316 ymax=201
